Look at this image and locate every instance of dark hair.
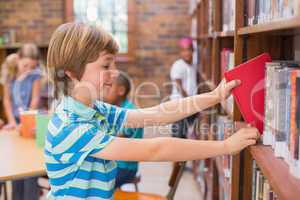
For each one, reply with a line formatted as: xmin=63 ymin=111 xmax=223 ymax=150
xmin=116 ymin=73 xmax=131 ymax=97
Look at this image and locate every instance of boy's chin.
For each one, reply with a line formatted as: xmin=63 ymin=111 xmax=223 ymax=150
xmin=97 ymin=92 xmax=108 ymax=102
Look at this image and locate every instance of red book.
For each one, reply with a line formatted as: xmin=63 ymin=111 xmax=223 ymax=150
xmin=224 ymin=53 xmax=272 ymax=134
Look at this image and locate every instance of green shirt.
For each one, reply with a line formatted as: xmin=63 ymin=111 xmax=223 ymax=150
xmin=117 ymin=99 xmax=144 ymax=171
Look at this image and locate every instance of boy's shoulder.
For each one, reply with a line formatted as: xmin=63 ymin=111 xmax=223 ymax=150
xmin=120 ymin=99 xmax=136 ymax=109
xmin=172 ymin=59 xmax=187 ymax=67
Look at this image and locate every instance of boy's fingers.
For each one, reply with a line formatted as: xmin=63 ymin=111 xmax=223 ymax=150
xmin=240 ymin=127 xmax=260 ymax=139
xmin=245 ymin=139 xmax=257 ymax=146
xmin=226 ymin=80 xmax=241 ymax=90
xmin=247 ymin=127 xmax=260 ymax=139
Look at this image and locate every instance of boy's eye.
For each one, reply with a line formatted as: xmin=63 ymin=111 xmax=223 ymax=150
xmin=103 ymin=65 xmax=110 ymax=69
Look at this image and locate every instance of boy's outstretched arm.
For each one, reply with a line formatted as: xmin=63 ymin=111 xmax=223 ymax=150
xmin=124 ymin=80 xmax=240 ymax=128
xmin=92 ymin=127 xmax=259 ymax=162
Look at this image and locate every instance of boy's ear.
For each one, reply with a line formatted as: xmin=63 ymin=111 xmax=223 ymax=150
xmin=117 ymin=85 xmax=126 ymax=97
xmin=65 ymin=70 xmax=79 ymax=83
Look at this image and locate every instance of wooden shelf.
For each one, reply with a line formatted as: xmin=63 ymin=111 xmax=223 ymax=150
xmin=194 ymin=0 xmax=300 ymax=199
xmin=238 ymin=16 xmax=300 ymax=35
xmin=197 ymin=31 xmax=235 ymax=39
xmin=199 ymin=34 xmax=213 ymax=39
xmin=213 ymin=31 xmax=235 ymax=38
xmin=250 ymin=145 xmax=300 ymax=200
xmin=204 ymin=168 xmax=213 ymax=200
xmin=215 ymin=157 xmax=231 ymax=198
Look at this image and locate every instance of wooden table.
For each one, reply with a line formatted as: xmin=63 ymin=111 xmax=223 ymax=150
xmin=0 ymin=131 xmax=46 ymax=181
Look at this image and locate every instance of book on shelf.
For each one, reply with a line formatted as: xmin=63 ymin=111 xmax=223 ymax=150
xmin=222 ymin=0 xmax=235 ymax=31
xmin=216 ymin=115 xmax=233 ymax=178
xmin=224 ymin=53 xmax=272 ymax=134
xmin=252 ymin=161 xmax=279 ymax=200
xmin=246 ymin=0 xmax=298 ymax=26
xmin=263 ymin=61 xmax=300 ymax=180
xmin=221 ymin=48 xmax=234 ymax=79
xmin=208 ymin=0 xmax=213 ymax=35
xmin=216 ymin=115 xmax=233 ymax=200
xmin=220 ymin=49 xmax=234 ymax=115
xmin=188 ymin=0 xmax=198 ymax=15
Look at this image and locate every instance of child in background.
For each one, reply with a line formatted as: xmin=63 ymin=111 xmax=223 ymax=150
xmin=45 ymin=22 xmax=259 ymax=200
xmin=3 ymin=43 xmax=42 ymax=128
xmin=0 ymin=53 xmax=18 ymax=129
xmin=0 ymin=53 xmax=19 ymax=85
xmin=2 ymin=43 xmax=41 ymax=200
xmin=170 ymin=37 xmax=198 ymax=139
xmin=103 ymin=72 xmax=144 ymax=188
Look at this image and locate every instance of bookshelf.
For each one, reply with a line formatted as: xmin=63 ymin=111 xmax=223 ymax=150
xmin=191 ymin=0 xmax=300 ymax=199
xmin=238 ymin=16 xmax=300 ymax=35
xmin=250 ymin=145 xmax=300 ymax=200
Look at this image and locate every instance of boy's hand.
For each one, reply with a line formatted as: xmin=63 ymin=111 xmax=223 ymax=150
xmin=223 ymin=126 xmax=260 ymax=155
xmin=213 ymin=79 xmax=241 ymax=102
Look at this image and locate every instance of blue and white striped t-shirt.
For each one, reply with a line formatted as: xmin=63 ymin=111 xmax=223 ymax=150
xmin=45 ymin=96 xmax=127 ymax=199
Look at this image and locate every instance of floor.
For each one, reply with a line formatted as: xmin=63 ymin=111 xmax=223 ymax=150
xmin=125 ymin=161 xmax=203 ymax=200
xmin=131 ymin=126 xmax=203 ymax=199
xmin=0 ymin=126 xmax=203 ymax=200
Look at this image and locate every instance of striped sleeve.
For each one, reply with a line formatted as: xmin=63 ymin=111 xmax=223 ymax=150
xmin=52 ymin=123 xmax=114 ymax=166
xmin=94 ymin=101 xmax=128 ymax=136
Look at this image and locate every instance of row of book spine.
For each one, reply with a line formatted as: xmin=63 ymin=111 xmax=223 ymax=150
xmin=188 ymin=0 xmax=198 ymax=15
xmin=246 ymin=0 xmax=298 ymax=26
xmin=252 ymin=161 xmax=278 ymax=200
xmin=199 ymin=0 xmax=236 ymax=33
xmin=222 ymin=0 xmax=235 ymax=31
xmin=215 ymin=115 xmax=234 ymax=199
xmin=207 ymin=0 xmax=214 ymax=34
xmin=221 ymin=49 xmax=235 ymax=114
xmin=263 ymin=61 xmax=300 ymax=179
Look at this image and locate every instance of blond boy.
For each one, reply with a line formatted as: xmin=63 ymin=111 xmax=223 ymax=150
xmin=45 ymin=23 xmax=259 ymax=199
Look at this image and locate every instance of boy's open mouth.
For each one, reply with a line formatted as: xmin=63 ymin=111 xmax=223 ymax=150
xmin=104 ymin=83 xmax=112 ymax=88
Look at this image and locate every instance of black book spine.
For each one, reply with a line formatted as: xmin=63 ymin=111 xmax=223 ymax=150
xmin=253 ymin=0 xmax=259 ymax=24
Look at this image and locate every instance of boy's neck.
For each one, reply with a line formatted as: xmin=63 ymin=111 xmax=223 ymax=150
xmin=72 ymin=93 xmax=94 ymax=108
xmin=182 ymin=58 xmax=192 ymax=65
xmin=115 ymin=96 xmax=126 ymax=107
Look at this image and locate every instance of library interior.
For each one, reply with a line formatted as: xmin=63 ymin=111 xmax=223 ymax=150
xmin=0 ymin=0 xmax=300 ymax=200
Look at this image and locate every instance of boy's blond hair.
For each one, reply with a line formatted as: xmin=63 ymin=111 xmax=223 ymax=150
xmin=47 ymin=22 xmax=119 ymax=98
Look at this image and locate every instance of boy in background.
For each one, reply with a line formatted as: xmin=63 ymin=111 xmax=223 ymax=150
xmin=104 ymin=72 xmax=143 ymax=188
xmin=170 ymin=37 xmax=198 ymax=138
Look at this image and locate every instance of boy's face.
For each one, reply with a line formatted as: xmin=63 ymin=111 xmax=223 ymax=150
xmin=80 ymin=51 xmax=118 ymax=100
xmin=103 ymin=80 xmax=125 ymax=105
xmin=180 ymin=46 xmax=193 ymax=64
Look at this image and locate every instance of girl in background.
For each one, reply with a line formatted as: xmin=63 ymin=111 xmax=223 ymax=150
xmin=2 ymin=43 xmax=41 ymax=200
xmin=3 ymin=43 xmax=41 ymax=129
xmin=0 ymin=53 xmax=19 ymax=85
xmin=0 ymin=53 xmax=19 ymax=129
